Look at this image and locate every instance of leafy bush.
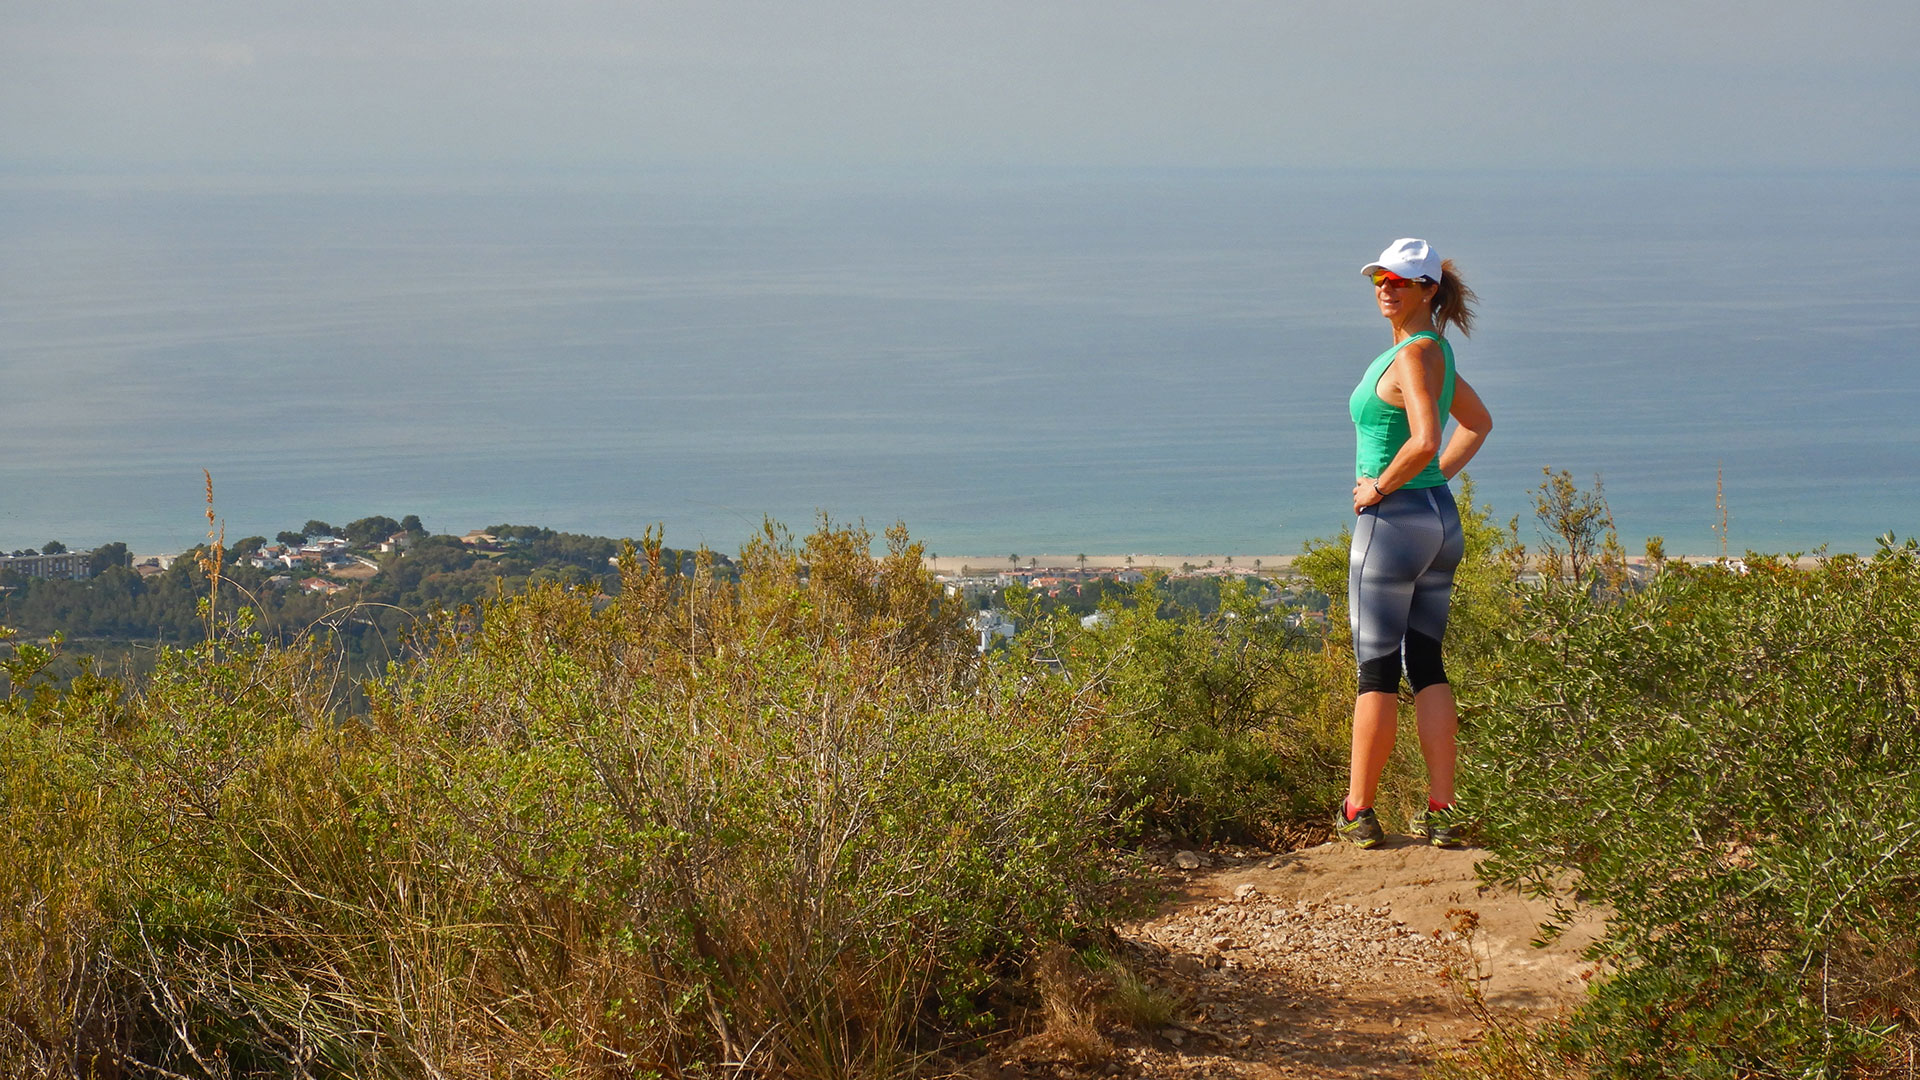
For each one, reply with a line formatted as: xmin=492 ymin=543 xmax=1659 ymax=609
xmin=1 ymin=520 xmax=1115 ymax=1078
xmin=1465 ymin=540 xmax=1920 ymax=1076
xmin=1024 ymin=572 xmax=1347 ymax=842
xmin=2 ymin=625 xmax=337 ymax=1078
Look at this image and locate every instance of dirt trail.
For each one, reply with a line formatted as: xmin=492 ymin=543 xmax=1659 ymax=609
xmin=976 ymin=835 xmax=1603 ymax=1079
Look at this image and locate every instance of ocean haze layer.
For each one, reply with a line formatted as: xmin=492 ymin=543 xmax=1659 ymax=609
xmin=2 ymin=168 xmax=1915 ymax=557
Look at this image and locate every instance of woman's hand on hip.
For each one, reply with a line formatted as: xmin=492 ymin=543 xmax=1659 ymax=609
xmin=1353 ymin=476 xmax=1385 ymax=514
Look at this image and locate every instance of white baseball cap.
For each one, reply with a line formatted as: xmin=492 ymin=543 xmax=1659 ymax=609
xmin=1361 ymin=238 xmax=1442 ymax=283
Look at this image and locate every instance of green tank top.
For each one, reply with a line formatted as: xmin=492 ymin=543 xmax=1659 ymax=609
xmin=1348 ymin=331 xmax=1455 ymax=489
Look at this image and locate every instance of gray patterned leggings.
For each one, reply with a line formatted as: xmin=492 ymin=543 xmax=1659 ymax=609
xmin=1348 ymin=485 xmax=1464 ymax=695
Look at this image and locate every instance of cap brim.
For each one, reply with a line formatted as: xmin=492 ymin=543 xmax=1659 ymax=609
xmin=1360 ymin=262 xmax=1387 ymax=278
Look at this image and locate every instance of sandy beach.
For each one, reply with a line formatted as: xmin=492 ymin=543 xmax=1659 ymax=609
xmin=921 ymin=552 xmax=1812 ymax=576
xmin=922 ymin=553 xmax=1298 ymax=575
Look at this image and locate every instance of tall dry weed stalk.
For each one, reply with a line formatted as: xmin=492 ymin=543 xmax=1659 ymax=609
xmin=1424 ymin=910 xmax=1582 ymax=1080
xmin=195 ymin=470 xmax=226 ymax=643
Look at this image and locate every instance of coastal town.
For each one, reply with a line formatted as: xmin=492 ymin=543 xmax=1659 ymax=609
xmin=920 ymin=555 xmax=1326 ymax=654
xmin=3 ymin=526 xmax=580 ymax=596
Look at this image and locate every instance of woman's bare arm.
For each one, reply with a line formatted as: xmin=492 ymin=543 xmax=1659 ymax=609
xmin=1439 ymin=374 xmax=1491 ymax=480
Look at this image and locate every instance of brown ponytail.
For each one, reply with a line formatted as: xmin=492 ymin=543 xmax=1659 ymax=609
xmin=1431 ymin=258 xmax=1477 ymax=338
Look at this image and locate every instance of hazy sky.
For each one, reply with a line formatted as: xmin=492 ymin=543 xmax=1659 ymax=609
xmin=5 ymin=2 xmax=1917 ymax=174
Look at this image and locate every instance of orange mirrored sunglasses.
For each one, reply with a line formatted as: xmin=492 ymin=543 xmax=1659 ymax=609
xmin=1369 ymin=271 xmax=1429 ymax=289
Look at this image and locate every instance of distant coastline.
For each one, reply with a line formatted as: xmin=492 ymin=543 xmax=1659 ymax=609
xmin=4 ymin=546 xmax=1822 ymax=582
xmin=921 ymin=552 xmax=1820 ymax=576
xmin=922 ymin=554 xmax=1296 ymax=576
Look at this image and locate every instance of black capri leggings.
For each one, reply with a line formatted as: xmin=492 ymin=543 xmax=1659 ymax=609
xmin=1348 ymin=484 xmax=1464 ymax=695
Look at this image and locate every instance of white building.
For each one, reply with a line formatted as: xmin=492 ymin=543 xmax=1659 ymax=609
xmin=969 ymin=611 xmax=1016 ymax=654
xmin=0 ymin=551 xmax=91 ymax=580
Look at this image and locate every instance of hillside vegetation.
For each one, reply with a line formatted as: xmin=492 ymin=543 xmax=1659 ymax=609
xmin=0 ymin=524 xmax=724 ymax=696
xmin=1456 ymin=540 xmax=1920 ymax=1078
xmin=4 ymin=490 xmax=1917 ymax=1078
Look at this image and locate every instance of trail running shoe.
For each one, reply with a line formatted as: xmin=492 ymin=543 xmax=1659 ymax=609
xmin=1333 ymin=804 xmax=1384 ymax=848
xmin=1411 ymin=806 xmax=1468 ymax=848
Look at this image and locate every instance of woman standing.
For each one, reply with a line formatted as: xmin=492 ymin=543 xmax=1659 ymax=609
xmin=1334 ymin=238 xmax=1492 ymax=849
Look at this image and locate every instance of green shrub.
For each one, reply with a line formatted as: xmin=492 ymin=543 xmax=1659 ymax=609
xmin=1466 ymin=541 xmax=1920 ymax=1076
xmin=1 ymin=520 xmax=1115 ymax=1079
xmin=1000 ymin=570 xmax=1347 ymax=843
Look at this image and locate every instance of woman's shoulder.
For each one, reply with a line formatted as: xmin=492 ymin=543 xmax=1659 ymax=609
xmin=1394 ymin=333 xmax=1446 ymax=365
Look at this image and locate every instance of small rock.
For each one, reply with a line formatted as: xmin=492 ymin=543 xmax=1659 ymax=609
xmin=1159 ymin=1028 xmax=1185 ymax=1046
xmin=1174 ymin=851 xmax=1204 ymax=870
xmin=1233 ymin=883 xmax=1259 ymax=901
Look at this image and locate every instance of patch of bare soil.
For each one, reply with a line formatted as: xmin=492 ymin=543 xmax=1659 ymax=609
xmin=972 ymin=835 xmax=1603 ymax=1079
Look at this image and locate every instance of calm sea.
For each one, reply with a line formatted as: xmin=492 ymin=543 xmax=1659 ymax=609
xmin=2 ymin=169 xmax=1915 ymax=557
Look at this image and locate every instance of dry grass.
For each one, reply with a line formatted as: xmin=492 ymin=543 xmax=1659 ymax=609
xmin=1830 ymin=928 xmax=1920 ymax=1080
xmin=1029 ymin=948 xmax=1113 ymax=1066
xmin=1423 ymin=1029 xmax=1585 ymax=1080
xmin=1101 ymin=963 xmax=1180 ymax=1033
